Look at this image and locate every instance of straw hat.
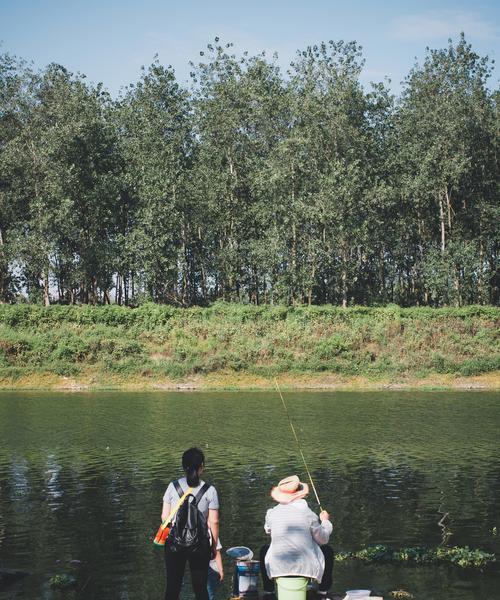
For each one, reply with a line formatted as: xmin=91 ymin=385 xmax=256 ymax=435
xmin=271 ymin=475 xmax=309 ymax=504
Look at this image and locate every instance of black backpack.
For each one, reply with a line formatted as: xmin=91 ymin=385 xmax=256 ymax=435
xmin=167 ymin=480 xmax=211 ymax=554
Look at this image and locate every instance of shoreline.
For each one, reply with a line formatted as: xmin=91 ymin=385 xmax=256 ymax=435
xmin=0 ymin=371 xmax=499 ymax=392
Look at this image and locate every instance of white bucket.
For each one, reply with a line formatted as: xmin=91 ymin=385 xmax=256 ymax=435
xmin=345 ymin=591 xmax=372 ymax=600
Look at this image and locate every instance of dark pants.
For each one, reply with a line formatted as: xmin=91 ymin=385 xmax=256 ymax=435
xmin=259 ymin=545 xmax=334 ymax=593
xmin=164 ymin=543 xmax=210 ymax=600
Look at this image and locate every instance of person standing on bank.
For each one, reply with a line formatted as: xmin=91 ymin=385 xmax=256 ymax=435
xmin=260 ymin=476 xmax=334 ymax=600
xmin=161 ymin=448 xmax=220 ymax=600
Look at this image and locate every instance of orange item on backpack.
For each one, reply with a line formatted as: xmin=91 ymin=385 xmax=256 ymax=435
xmin=154 ymin=522 xmax=171 ymax=546
xmin=153 ymin=485 xmax=193 ymax=547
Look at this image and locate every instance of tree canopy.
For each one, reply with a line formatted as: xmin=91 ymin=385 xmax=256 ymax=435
xmin=0 ymin=34 xmax=498 ymax=306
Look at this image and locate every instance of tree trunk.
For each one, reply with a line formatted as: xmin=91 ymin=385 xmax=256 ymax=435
xmin=181 ymin=222 xmax=188 ymax=306
xmin=43 ymin=268 xmax=50 ymax=306
xmin=478 ymin=239 xmax=484 ymax=304
xmin=291 ymin=223 xmax=297 ymax=305
xmin=439 ymin=193 xmax=446 ymax=254
xmin=253 ymin=265 xmax=259 ymax=305
xmin=116 ymin=274 xmax=122 ymax=306
xmin=0 ymin=227 xmax=5 ymax=303
xmin=379 ymin=248 xmax=386 ymax=303
xmin=124 ymin=275 xmax=129 ymax=306
xmin=89 ymin=276 xmax=97 ymax=306
xmin=201 ymin=263 xmax=207 ymax=303
xmin=307 ymin=259 xmax=316 ymax=306
xmin=341 ymin=248 xmax=348 ymax=308
xmin=454 ymin=268 xmax=461 ymax=307
xmin=445 ymin=187 xmax=453 ymax=231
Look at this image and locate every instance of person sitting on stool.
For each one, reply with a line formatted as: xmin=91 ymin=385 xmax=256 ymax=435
xmin=260 ymin=475 xmax=334 ymax=600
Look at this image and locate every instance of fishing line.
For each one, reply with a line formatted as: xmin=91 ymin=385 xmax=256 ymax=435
xmin=274 ymin=378 xmax=323 ymax=511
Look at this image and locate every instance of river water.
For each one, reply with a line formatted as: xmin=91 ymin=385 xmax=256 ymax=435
xmin=0 ymin=391 xmax=499 ymax=600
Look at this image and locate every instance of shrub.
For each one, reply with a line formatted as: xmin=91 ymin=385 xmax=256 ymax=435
xmin=52 ymin=362 xmax=81 ymax=377
xmin=314 ymin=334 xmax=350 ymax=359
xmin=458 ymin=356 xmax=500 ymax=376
xmin=430 ymin=353 xmax=455 ymax=374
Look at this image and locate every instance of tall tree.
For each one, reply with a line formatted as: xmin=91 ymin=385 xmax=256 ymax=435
xmin=118 ymin=59 xmax=192 ymax=304
xmin=0 ymin=52 xmax=28 ymax=301
xmin=191 ymin=41 xmax=288 ymax=303
xmin=1 ymin=62 xmax=120 ymax=304
xmin=393 ymin=34 xmax=498 ymax=305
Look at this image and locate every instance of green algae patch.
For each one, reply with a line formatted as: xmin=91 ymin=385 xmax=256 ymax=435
xmin=335 ymin=545 xmax=496 ymax=569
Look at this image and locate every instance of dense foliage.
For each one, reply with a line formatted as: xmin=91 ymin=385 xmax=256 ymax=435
xmin=0 ymin=35 xmax=498 ymax=307
xmin=0 ymin=303 xmax=498 ymax=382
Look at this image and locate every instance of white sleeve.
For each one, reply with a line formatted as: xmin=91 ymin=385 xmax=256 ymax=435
xmin=208 ymin=486 xmax=220 ymax=510
xmin=264 ymin=509 xmax=272 ymax=534
xmin=162 ymin=481 xmax=175 ymax=504
xmin=310 ymin=513 xmax=332 ymax=546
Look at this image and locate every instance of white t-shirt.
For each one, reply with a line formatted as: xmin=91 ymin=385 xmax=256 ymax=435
xmin=163 ymin=477 xmax=219 ymax=522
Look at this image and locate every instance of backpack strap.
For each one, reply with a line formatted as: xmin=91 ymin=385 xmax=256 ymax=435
xmin=194 ymin=482 xmax=211 ymax=505
xmin=162 ymin=483 xmax=193 ymax=528
xmin=173 ymin=480 xmax=184 ymax=498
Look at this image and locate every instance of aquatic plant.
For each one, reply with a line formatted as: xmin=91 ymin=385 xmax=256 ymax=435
xmin=334 ymin=545 xmax=496 ymax=570
xmin=435 ymin=545 xmax=496 ymax=569
xmin=389 ymin=591 xmax=414 ymax=600
xmin=354 ymin=544 xmax=391 ymax=561
xmin=392 ymin=546 xmax=435 ymax=564
xmin=49 ymin=573 xmax=76 ymax=588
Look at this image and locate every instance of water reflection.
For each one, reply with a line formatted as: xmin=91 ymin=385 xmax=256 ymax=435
xmin=0 ymin=391 xmax=499 ymax=600
xmin=9 ymin=457 xmax=31 ymax=501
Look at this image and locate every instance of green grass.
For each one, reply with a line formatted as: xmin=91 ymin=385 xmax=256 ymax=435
xmin=0 ymin=302 xmax=498 ymax=383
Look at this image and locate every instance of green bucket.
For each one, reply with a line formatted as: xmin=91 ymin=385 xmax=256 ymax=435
xmin=276 ymin=577 xmax=309 ymax=600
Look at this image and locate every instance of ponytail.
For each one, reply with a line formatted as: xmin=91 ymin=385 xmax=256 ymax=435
xmin=185 ymin=466 xmax=199 ymax=487
xmin=182 ymin=447 xmax=205 ymax=487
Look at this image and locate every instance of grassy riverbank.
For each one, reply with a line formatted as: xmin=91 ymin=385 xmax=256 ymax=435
xmin=0 ymin=303 xmax=499 ymax=390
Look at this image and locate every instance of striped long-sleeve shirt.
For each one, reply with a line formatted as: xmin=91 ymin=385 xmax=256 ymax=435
xmin=264 ymin=499 xmax=333 ymax=582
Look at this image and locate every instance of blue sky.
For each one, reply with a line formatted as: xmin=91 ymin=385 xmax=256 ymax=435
xmin=1 ymin=0 xmax=498 ymax=95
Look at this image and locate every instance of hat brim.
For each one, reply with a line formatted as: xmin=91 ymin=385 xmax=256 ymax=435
xmin=271 ymin=482 xmax=309 ymax=503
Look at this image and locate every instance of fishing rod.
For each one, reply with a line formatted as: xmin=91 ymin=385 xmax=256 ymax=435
xmin=274 ymin=378 xmax=323 ymax=511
